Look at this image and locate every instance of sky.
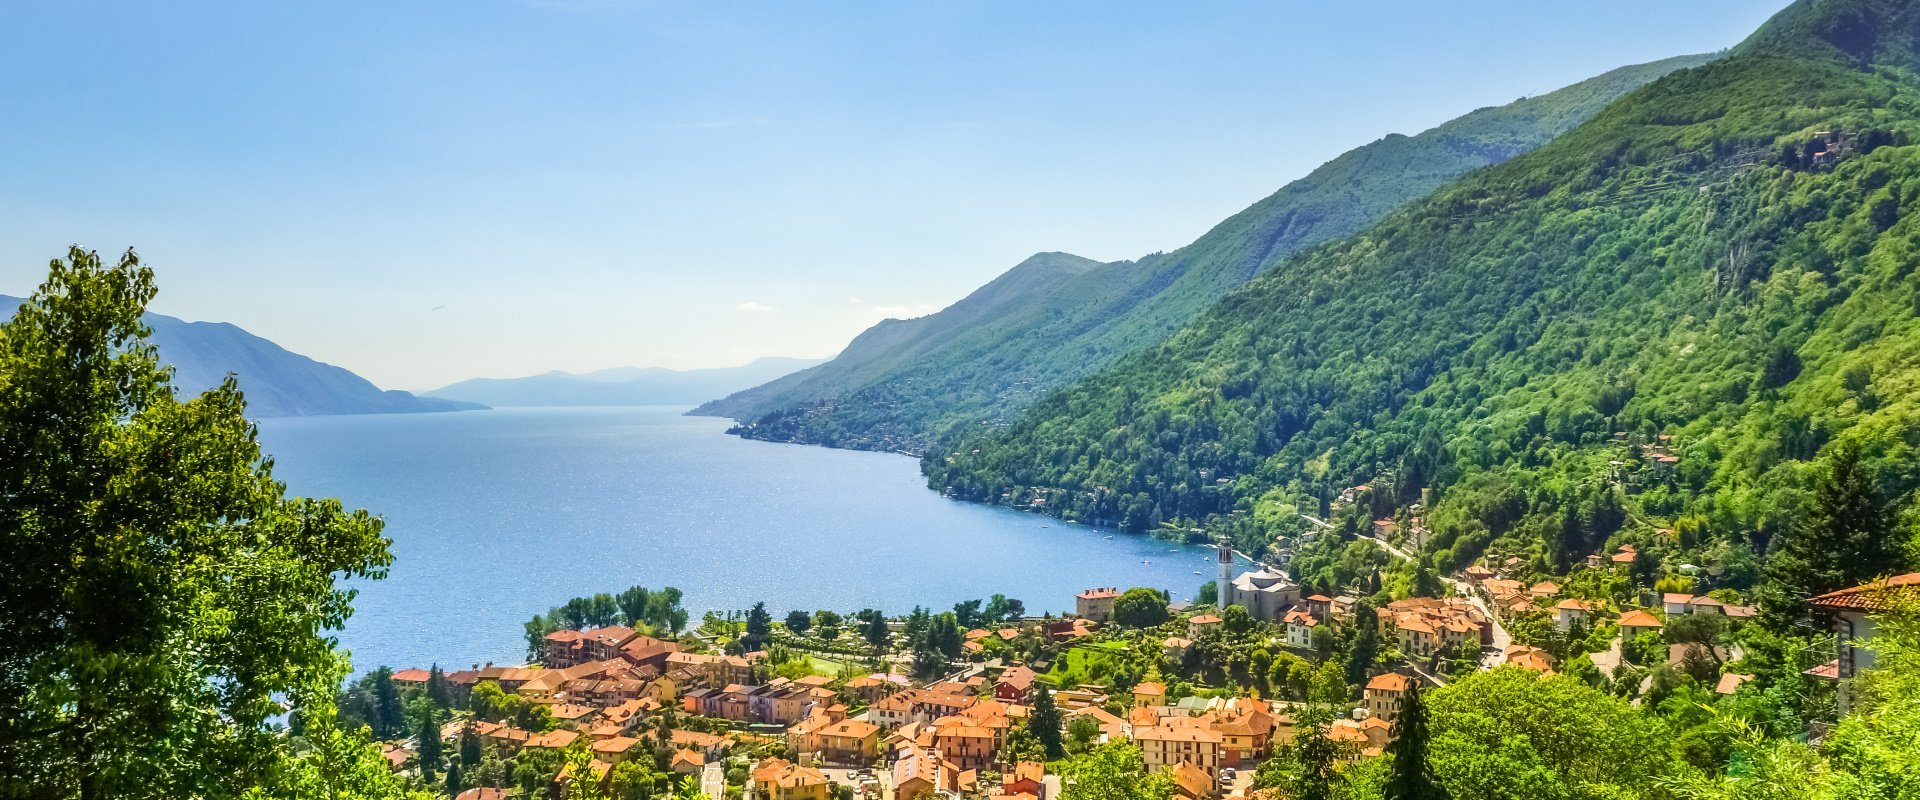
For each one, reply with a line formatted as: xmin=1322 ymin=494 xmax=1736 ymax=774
xmin=0 ymin=1 xmax=1788 ymax=390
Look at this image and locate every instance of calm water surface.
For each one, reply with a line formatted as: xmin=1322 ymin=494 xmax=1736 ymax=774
xmin=256 ymin=407 xmax=1222 ymax=673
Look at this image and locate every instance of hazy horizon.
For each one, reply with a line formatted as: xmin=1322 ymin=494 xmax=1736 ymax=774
xmin=0 ymin=1 xmax=1784 ymax=390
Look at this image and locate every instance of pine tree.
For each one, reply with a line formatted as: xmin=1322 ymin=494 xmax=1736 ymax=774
xmin=427 ymin=663 xmax=451 ymax=710
xmin=1761 ymin=441 xmax=1903 ymax=625
xmin=373 ymin=667 xmax=405 ymax=739
xmin=418 ymin=711 xmax=443 ymax=785
xmin=1383 ymin=685 xmax=1445 ymax=800
xmin=445 ymin=759 xmax=463 ymax=796
xmin=460 ymin=722 xmax=482 ymax=767
xmin=1027 ymin=685 xmax=1065 ymax=760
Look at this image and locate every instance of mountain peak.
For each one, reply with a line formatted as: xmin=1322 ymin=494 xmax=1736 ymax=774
xmin=1738 ymin=0 xmax=1920 ymax=69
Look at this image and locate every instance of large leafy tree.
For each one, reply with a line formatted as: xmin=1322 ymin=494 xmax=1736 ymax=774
xmin=1426 ymin=668 xmax=1673 ymax=800
xmin=0 ymin=248 xmax=410 ymax=799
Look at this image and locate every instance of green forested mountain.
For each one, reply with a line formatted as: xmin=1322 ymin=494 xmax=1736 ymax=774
xmin=929 ymin=0 xmax=1920 ymax=589
xmin=692 ymin=53 xmax=1717 ymax=453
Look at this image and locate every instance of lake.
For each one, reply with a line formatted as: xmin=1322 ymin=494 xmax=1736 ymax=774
xmin=255 ymin=406 xmax=1225 ymax=673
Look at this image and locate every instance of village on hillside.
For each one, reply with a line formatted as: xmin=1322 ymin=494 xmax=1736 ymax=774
xmin=355 ymin=492 xmax=1916 ymax=800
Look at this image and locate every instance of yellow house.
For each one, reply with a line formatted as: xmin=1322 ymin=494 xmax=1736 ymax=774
xmin=817 ymin=718 xmax=881 ymax=766
xmin=1132 ymin=681 xmax=1167 ymax=708
xmin=752 ymin=758 xmax=831 ymax=800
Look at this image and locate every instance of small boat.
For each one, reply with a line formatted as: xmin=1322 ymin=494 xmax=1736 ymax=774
xmin=1104 ymin=535 xmax=1113 ymax=540
xmin=1143 ymin=559 xmax=1150 ymax=564
xmin=1193 ymin=571 xmax=1202 ymax=575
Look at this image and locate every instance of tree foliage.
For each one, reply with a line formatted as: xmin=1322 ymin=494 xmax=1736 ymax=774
xmin=0 ymin=248 xmax=412 ymax=798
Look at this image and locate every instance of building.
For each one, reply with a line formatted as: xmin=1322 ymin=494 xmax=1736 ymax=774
xmin=1133 ymin=726 xmax=1223 ymax=779
xmin=1553 ymin=599 xmax=1592 ymax=633
xmin=1283 ymin=607 xmax=1319 ymax=649
xmin=1216 ymin=543 xmax=1301 ymax=621
xmin=1809 ymin=572 xmax=1920 ymax=714
xmin=816 ymin=718 xmax=881 ymax=766
xmin=995 ymin=666 xmax=1038 ymax=703
xmin=1618 ymin=609 xmax=1663 ymax=639
xmin=1663 ymin=594 xmax=1695 ymax=616
xmin=1363 ymin=672 xmax=1411 ymax=722
xmin=1076 ymin=588 xmax=1120 ymax=622
xmin=750 ymin=759 xmax=830 ymax=800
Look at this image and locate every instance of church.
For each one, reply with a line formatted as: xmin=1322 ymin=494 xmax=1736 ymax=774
xmin=1215 ymin=541 xmax=1302 ymax=621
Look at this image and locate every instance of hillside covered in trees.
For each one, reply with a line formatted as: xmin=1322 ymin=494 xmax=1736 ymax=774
xmin=928 ymin=0 xmax=1920 ymax=596
xmin=694 ymin=54 xmax=1717 ymax=453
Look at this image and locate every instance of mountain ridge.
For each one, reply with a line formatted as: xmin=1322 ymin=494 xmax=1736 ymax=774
xmin=925 ymin=0 xmax=1920 ymax=577
xmin=0 ymin=294 xmax=481 ymax=417
xmin=424 ymin=356 xmax=827 ymax=407
xmin=694 ymin=52 xmax=1722 ymax=454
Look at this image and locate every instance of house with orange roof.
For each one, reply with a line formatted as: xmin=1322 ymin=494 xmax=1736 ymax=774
xmin=1132 ymin=681 xmax=1167 ymax=708
xmin=392 ymin=668 xmax=432 ymax=685
xmin=1187 ymin=614 xmax=1224 ymax=638
xmin=1554 ymin=599 xmax=1593 ymax=632
xmin=1662 ymin=593 xmax=1696 ymax=615
xmin=845 ymin=673 xmax=909 ymax=704
xmin=1363 ymin=672 xmax=1412 ymax=722
xmin=670 ymin=749 xmax=706 ymax=775
xmin=1163 ymin=636 xmax=1194 ymax=660
xmin=1169 ymin=760 xmax=1215 ymax=800
xmin=524 ymin=728 xmax=580 ymax=751
xmin=1528 ymin=581 xmax=1561 ymax=601
xmin=1618 ymin=609 xmax=1663 ymax=638
xmin=590 ymin=736 xmax=644 ymax=764
xmin=1504 ymin=645 xmax=1554 ymax=674
xmin=1395 ymin=616 xmax=1439 ymax=658
xmin=816 ymin=718 xmax=881 ymax=766
xmin=892 ymin=745 xmax=959 ymax=800
xmin=1067 ymin=706 xmax=1128 ymax=742
xmin=1808 ymin=572 xmax=1920 ymax=714
xmin=1208 ymin=703 xmax=1273 ymax=767
xmin=994 ymin=666 xmax=1038 ymax=703
xmin=1283 ymin=607 xmax=1319 ymax=649
xmin=1003 ymin=761 xmax=1046 ymax=797
xmin=555 ymin=758 xmax=613 ymax=796
xmin=1610 ymin=545 xmax=1638 ymax=566
xmin=751 ymin=758 xmax=830 ymax=800
xmin=931 ymin=700 xmax=1016 ymax=770
xmin=548 ymin=703 xmax=599 ymax=730
xmin=1076 ymin=588 xmax=1121 ymax=622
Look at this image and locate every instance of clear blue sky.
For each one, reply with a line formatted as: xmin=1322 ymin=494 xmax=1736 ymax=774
xmin=0 ymin=1 xmax=1786 ymax=390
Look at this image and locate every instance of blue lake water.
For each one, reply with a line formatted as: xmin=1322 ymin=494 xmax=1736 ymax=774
xmin=255 ymin=406 xmax=1224 ymax=673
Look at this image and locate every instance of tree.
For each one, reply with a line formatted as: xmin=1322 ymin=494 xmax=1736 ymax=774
xmin=1196 ymin=580 xmax=1219 ymax=606
xmin=857 ymin=610 xmax=891 ymax=653
xmin=1382 ymin=685 xmax=1444 ymax=800
xmin=953 ymin=599 xmax=985 ymax=628
xmin=426 ymin=664 xmax=452 ymax=710
xmin=744 ymin=602 xmax=774 ymax=650
xmin=460 ymin=722 xmax=483 ymax=766
xmin=370 ymin=667 xmax=406 ymax=739
xmin=444 ymin=759 xmax=463 ymax=796
xmin=417 ymin=712 xmax=443 ymax=784
xmin=617 ymin=586 xmax=654 ymax=628
xmin=1027 ymin=686 xmax=1065 ymax=760
xmin=1426 ymin=668 xmax=1673 ymax=799
xmin=784 ymin=609 xmax=812 ymax=635
xmin=1221 ymin=604 xmax=1253 ymax=636
xmin=1112 ymin=588 xmax=1170 ymax=629
xmin=1346 ymin=601 xmax=1382 ymax=686
xmin=1058 ymin=742 xmax=1173 ymax=800
xmin=1256 ymin=704 xmax=1345 ymax=800
xmin=1761 ymin=441 xmax=1904 ymax=625
xmin=1066 ymin=716 xmax=1102 ymax=754
xmin=526 ymin=614 xmax=559 ymax=660
xmin=0 ymin=248 xmax=406 ymax=799
xmin=985 ymin=594 xmax=1025 ymax=622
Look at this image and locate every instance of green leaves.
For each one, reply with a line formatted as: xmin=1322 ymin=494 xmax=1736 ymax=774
xmin=0 ymin=248 xmax=405 ymax=798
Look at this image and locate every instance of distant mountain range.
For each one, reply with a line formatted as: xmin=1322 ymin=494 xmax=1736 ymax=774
xmin=423 ymin=357 xmax=827 ymax=407
xmin=0 ymin=294 xmax=482 ymax=417
xmin=691 ymin=52 xmax=1721 ymax=454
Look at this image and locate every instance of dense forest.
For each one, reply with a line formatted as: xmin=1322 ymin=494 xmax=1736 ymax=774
xmin=929 ymin=0 xmax=1920 ymax=589
xmin=696 ymin=54 xmax=1717 ymax=454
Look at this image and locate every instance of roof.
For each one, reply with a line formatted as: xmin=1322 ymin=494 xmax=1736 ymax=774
xmin=1554 ymin=599 xmax=1591 ymax=612
xmin=1618 ymin=609 xmax=1663 ymax=629
xmin=1077 ymin=587 xmax=1121 ymax=599
xmin=1134 ymin=681 xmax=1166 ymax=696
xmin=1365 ymin=673 xmax=1411 ymax=692
xmin=1189 ymin=614 xmax=1224 ymax=625
xmin=391 ymin=668 xmax=432 ymax=683
xmin=1808 ymin=573 xmax=1920 ymax=612
xmin=998 ymin=666 xmax=1037 ymax=691
xmin=1663 ymin=593 xmax=1695 ymax=604
xmin=1133 ymin=725 xmax=1223 ymax=744
xmin=1714 ymin=673 xmax=1754 ymax=695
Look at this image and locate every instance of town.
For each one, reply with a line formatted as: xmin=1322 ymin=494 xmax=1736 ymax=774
xmin=350 ymin=503 xmax=1916 ymax=800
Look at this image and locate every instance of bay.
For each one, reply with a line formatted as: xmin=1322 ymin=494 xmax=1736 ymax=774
xmin=255 ymin=406 xmax=1225 ymax=673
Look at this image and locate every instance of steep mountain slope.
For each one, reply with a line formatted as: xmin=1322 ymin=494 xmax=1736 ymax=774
xmin=0 ymin=295 xmax=481 ymax=416
xmin=696 ymin=53 xmax=1720 ymax=453
xmin=928 ymin=0 xmax=1920 ymax=576
xmin=424 ymin=356 xmax=826 ymax=407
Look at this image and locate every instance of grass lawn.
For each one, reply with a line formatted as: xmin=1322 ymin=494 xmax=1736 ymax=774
xmin=1041 ymin=641 xmax=1131 ymax=686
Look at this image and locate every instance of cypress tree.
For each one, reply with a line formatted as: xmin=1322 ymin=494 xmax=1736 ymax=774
xmin=427 ymin=663 xmax=451 ymax=710
xmin=1383 ymin=684 xmax=1445 ymax=800
xmin=418 ymin=712 xmax=443 ymax=784
xmin=1027 ymin=685 xmax=1065 ymax=760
